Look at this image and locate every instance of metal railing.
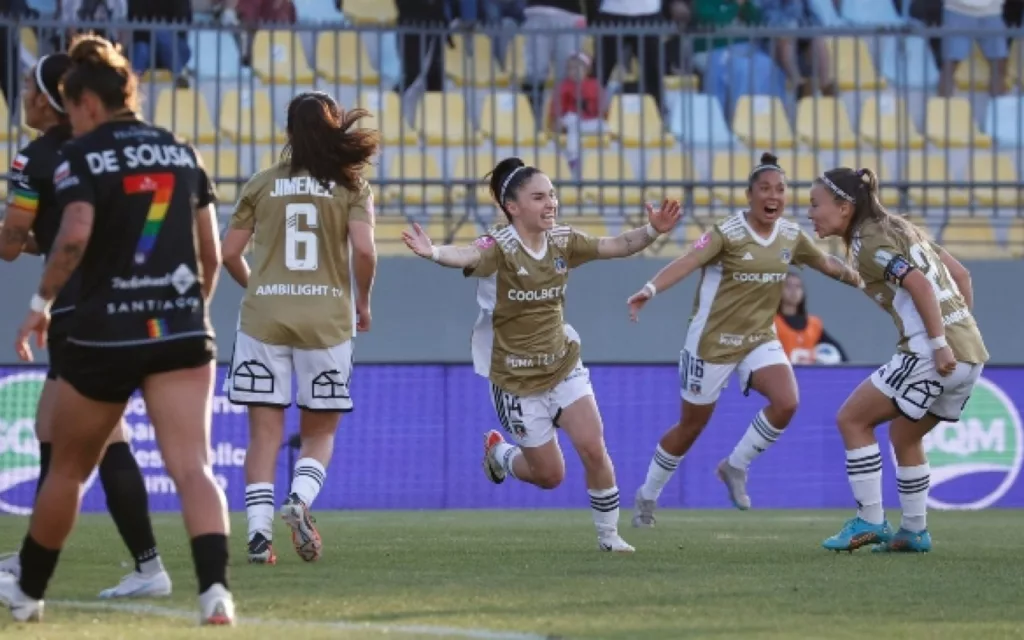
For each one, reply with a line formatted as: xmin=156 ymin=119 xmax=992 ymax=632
xmin=3 ymin=18 xmax=1024 ymax=258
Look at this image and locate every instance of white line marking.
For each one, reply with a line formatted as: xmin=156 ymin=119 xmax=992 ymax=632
xmin=52 ymin=600 xmax=548 ymax=640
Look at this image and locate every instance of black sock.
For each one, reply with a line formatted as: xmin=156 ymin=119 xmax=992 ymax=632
xmin=18 ymin=534 xmax=61 ymax=600
xmin=34 ymin=442 xmax=52 ymax=499
xmin=190 ymin=534 xmax=229 ymax=595
xmin=99 ymin=443 xmax=159 ymax=572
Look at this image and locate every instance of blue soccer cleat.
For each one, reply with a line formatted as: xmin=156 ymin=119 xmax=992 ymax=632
xmin=871 ymin=528 xmax=932 ymax=553
xmin=822 ymin=517 xmax=893 ymax=553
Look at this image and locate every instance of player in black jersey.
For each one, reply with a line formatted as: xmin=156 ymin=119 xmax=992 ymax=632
xmin=0 ymin=52 xmax=171 ymax=601
xmin=0 ymin=36 xmax=234 ymax=626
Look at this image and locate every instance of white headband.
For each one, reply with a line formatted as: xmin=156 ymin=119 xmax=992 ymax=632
xmin=499 ymin=166 xmax=527 ymax=203
xmin=35 ymin=55 xmax=64 ymax=114
xmin=820 ymin=174 xmax=854 ymax=202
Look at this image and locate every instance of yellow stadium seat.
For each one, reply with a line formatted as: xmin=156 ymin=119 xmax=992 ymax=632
xmin=153 ymin=88 xmax=217 ymax=144
xmin=250 ymin=30 xmax=316 ymax=84
xmin=362 ymin=161 xmax=382 ymax=204
xmin=446 ymin=33 xmax=509 ymax=87
xmin=954 ymin=44 xmax=991 ymax=91
xmin=354 ymin=90 xmax=418 ymax=146
xmin=20 ymin=27 xmax=37 ymax=58
xmin=414 ymin=92 xmax=483 ymax=145
xmin=372 ymin=216 xmax=410 ymax=257
xmin=478 ymin=92 xmax=543 ymax=146
xmin=1008 ymin=220 xmax=1024 ymax=257
xmin=925 ymin=97 xmax=992 ymax=148
xmin=606 ymin=94 xmax=674 ymax=148
xmin=644 ymin=154 xmax=711 ymax=205
xmin=796 ymin=97 xmax=858 ymax=150
xmin=425 ymin=218 xmax=481 ymax=246
xmin=384 ymin=152 xmax=446 ymax=205
xmin=835 ymin=152 xmax=901 ymax=208
xmin=315 ymin=32 xmax=378 ymax=84
xmin=906 ymin=154 xmax=970 ymax=206
xmin=139 ymin=69 xmax=174 ymax=84
xmin=450 ymin=149 xmax=577 ymax=206
xmin=732 ymin=95 xmax=795 ymax=149
xmin=826 ymin=37 xmax=886 ymax=91
xmin=199 ymin=147 xmax=243 ymax=204
xmin=941 ymin=219 xmax=1010 ymax=260
xmin=581 ymin=154 xmax=644 ymax=206
xmin=258 ymin=149 xmax=283 ymax=172
xmin=859 ymin=95 xmax=925 ymax=150
xmin=219 ymin=89 xmax=285 ymax=144
xmin=342 ymin=0 xmax=397 ymax=24
xmin=710 ymin=152 xmax=754 ymax=206
xmin=664 ymin=75 xmax=700 ymax=91
xmin=969 ymin=154 xmax=1022 ymax=207
xmin=773 ymin=151 xmax=820 ymax=206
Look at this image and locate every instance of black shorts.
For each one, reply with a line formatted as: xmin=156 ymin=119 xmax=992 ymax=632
xmin=45 ymin=315 xmax=74 ymax=381
xmin=61 ymin=336 xmax=217 ymax=404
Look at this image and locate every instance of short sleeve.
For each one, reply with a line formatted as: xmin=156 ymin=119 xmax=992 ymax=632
xmin=53 ymin=142 xmax=95 ymax=210
xmin=860 ymin=240 xmax=914 ymax=286
xmin=463 ymin=235 xmax=501 ymax=278
xmin=230 ymin=178 xmax=258 ymax=230
xmin=7 ymin=153 xmax=40 ymax=215
xmin=566 ymin=228 xmax=601 ymax=268
xmin=792 ymin=230 xmax=826 ymax=267
xmin=192 ymin=146 xmax=217 ymax=208
xmin=689 ymin=226 xmax=726 ymax=266
xmin=348 ymin=179 xmax=376 ymax=228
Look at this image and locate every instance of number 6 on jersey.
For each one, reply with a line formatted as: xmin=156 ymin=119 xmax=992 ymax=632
xmin=286 ymin=202 xmax=318 ymax=271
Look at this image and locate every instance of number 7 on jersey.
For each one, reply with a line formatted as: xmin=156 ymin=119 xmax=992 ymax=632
xmin=123 ymin=173 xmax=175 ymax=265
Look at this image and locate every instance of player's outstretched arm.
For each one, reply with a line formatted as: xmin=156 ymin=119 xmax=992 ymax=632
xmin=597 ymin=200 xmax=682 ymax=259
xmin=402 ymin=222 xmax=482 ymax=269
xmin=626 ymin=250 xmax=704 ymax=322
xmin=807 ymin=254 xmax=864 ymax=289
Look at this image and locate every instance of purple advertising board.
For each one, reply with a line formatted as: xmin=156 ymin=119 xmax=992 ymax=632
xmin=0 ymin=365 xmax=1020 ymax=515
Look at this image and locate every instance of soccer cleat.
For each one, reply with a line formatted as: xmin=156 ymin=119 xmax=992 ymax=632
xmin=247 ymin=532 xmax=277 ymax=565
xmin=98 ymin=569 xmax=172 ymax=599
xmin=822 ymin=517 xmax=893 ymax=552
xmin=872 ymin=528 xmax=932 ymax=553
xmin=716 ymin=459 xmax=752 ymax=510
xmin=280 ymin=493 xmax=322 ymax=562
xmin=598 ymin=534 xmax=636 ymax=553
xmin=482 ymin=430 xmax=507 ymax=485
xmin=0 ymin=572 xmax=42 ymax=622
xmin=198 ymin=583 xmax=235 ymax=626
xmin=631 ymin=488 xmax=657 ymax=528
xmin=0 ymin=552 xmax=20 ymax=578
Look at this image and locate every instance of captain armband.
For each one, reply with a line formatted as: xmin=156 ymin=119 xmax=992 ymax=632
xmin=882 ymin=255 xmax=914 ymax=286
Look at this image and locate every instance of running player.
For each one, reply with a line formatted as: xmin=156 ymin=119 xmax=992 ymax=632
xmin=0 ymin=35 xmax=232 ymax=624
xmin=0 ymin=53 xmax=171 ymax=600
xmin=402 ymin=156 xmax=682 ymax=552
xmin=222 ymin=91 xmax=378 ymax=565
xmin=626 ymin=152 xmax=863 ymax=526
xmin=809 ymin=167 xmax=987 ymax=553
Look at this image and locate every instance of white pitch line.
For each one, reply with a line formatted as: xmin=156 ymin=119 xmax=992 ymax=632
xmin=52 ymin=600 xmax=549 ymax=640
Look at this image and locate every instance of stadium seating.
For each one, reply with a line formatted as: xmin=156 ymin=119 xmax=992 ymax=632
xmin=219 ymin=89 xmax=286 ymax=144
xmin=250 ymin=30 xmax=316 ymax=84
xmin=153 ymin=88 xmax=218 ymax=144
xmin=731 ymin=95 xmax=795 ymax=149
xmin=315 ymin=32 xmax=378 ymax=84
xmin=796 ymin=98 xmax=857 ymax=150
xmin=859 ymin=95 xmax=925 ymax=150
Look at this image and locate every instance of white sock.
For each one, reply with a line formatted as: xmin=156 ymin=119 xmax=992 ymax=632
xmin=846 ymin=444 xmax=884 ymax=524
xmin=588 ymin=486 xmax=621 ymax=536
xmin=138 ymin=555 xmax=165 ymax=577
xmin=290 ymin=458 xmax=326 ymax=508
xmin=493 ymin=441 xmax=521 ymax=480
xmin=728 ymin=410 xmax=784 ymax=470
xmin=640 ymin=445 xmax=682 ymax=501
xmin=896 ymin=463 xmax=930 ymax=533
xmin=245 ymin=482 xmax=275 ymax=541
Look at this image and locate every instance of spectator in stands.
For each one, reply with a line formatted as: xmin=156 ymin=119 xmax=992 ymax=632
xmin=775 ymin=272 xmax=847 ymax=364
xmin=521 ymin=1 xmax=588 ymax=113
xmin=588 ymin=0 xmax=665 ymax=107
xmin=236 ymin=0 xmax=296 ymax=67
xmin=939 ymin=0 xmax=1008 ymax=96
xmin=396 ymin=0 xmax=448 ymax=92
xmin=547 ymin=52 xmax=604 ymax=167
xmin=758 ymin=0 xmax=837 ymax=97
xmin=663 ymin=0 xmax=694 ymax=77
xmin=128 ymin=0 xmax=193 ymax=89
xmin=60 ymin=0 xmax=128 ymax=45
xmin=192 ymin=0 xmax=240 ymax=25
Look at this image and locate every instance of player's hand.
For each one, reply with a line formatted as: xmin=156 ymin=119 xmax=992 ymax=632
xmin=933 ymin=345 xmax=956 ymax=377
xmin=356 ymin=298 xmax=372 ymax=332
xmin=646 ymin=199 xmax=682 ymax=235
xmin=626 ymin=289 xmax=653 ymax=323
xmin=401 ymin=222 xmax=434 ymax=259
xmin=15 ymin=309 xmax=49 ymax=362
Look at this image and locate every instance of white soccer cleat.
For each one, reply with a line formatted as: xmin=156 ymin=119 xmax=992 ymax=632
xmin=632 ymin=488 xmax=658 ymax=528
xmin=98 ymin=569 xmax=172 ymax=599
xmin=0 ymin=571 xmax=42 ymax=622
xmin=198 ymin=583 xmax=235 ymax=626
xmin=598 ymin=534 xmax=636 ymax=554
xmin=0 ymin=552 xmax=21 ymax=578
xmin=716 ymin=459 xmax=752 ymax=510
xmin=482 ymin=430 xmax=507 ymax=484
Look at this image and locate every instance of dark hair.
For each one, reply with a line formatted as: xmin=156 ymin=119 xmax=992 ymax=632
xmin=487 ymin=157 xmax=543 ymax=222
xmin=284 ymin=91 xmax=379 ymax=191
xmin=748 ymin=151 xmax=785 ymax=188
xmin=60 ymin=35 xmax=138 ymax=112
xmin=814 ymin=166 xmax=924 ymax=252
xmin=780 ymin=272 xmax=807 ymax=316
xmin=34 ymin=53 xmax=72 ymax=115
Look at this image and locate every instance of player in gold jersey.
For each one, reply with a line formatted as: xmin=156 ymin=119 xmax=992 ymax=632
xmin=221 ymin=92 xmax=379 ymax=564
xmin=626 ymin=153 xmax=863 ymax=526
xmin=809 ymin=167 xmax=987 ymax=553
xmin=403 ymin=157 xmax=681 ymax=552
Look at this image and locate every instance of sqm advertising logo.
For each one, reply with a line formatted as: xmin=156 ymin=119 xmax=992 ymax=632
xmin=925 ymin=377 xmax=1023 ymax=510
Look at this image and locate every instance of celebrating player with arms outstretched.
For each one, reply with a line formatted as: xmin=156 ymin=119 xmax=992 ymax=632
xmin=809 ymin=167 xmax=987 ymax=553
xmin=627 ymin=152 xmax=863 ymax=526
xmin=403 ymin=157 xmax=681 ymax=552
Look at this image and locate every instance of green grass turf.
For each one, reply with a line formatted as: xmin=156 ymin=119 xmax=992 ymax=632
xmin=0 ymin=509 xmax=1022 ymax=639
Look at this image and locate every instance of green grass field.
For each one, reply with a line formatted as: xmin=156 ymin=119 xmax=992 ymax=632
xmin=0 ymin=510 xmax=1021 ymax=639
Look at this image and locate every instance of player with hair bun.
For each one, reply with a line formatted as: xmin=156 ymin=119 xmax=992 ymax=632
xmin=403 ymin=156 xmax=681 ymax=552
xmin=628 ymin=152 xmax=864 ymax=526
xmin=809 ymin=166 xmax=987 ymax=554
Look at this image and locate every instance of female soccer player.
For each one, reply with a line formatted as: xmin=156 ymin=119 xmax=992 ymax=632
xmin=403 ymin=157 xmax=682 ymax=552
xmin=808 ymin=167 xmax=986 ymax=553
xmin=221 ymin=91 xmax=378 ymax=565
xmin=626 ymin=152 xmax=863 ymax=526
xmin=0 ymin=53 xmax=171 ymax=600
xmin=0 ymin=35 xmax=231 ymax=624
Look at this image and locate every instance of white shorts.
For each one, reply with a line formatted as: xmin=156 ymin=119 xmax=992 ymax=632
xmin=489 ymin=360 xmax=593 ymax=448
xmin=680 ymin=340 xmax=791 ymax=405
xmin=226 ymin=331 xmax=354 ymax=412
xmin=871 ymin=351 xmax=984 ymax=422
